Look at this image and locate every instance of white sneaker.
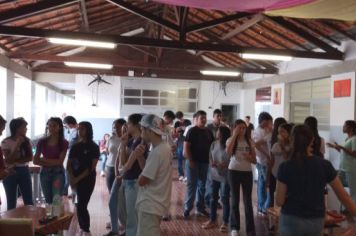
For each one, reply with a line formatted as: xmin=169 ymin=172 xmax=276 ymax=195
xmin=183 ymin=177 xmax=187 ymax=183
xmin=100 ymin=171 xmax=105 ymax=177
xmin=179 ymin=176 xmax=184 ymax=181
xmin=231 ymin=230 xmax=239 ymax=236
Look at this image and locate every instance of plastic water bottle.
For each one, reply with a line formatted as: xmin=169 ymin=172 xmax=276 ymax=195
xmin=52 ymin=194 xmax=62 ymax=216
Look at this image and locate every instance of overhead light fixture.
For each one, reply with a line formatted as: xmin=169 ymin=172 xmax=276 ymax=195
xmin=120 ymin=27 xmax=145 ymax=37
xmin=200 ymin=70 xmax=240 ymax=76
xmin=64 ymin=61 xmax=113 ymax=69
xmin=48 ymin=37 xmax=116 ymax=49
xmin=242 ymin=53 xmax=292 ymax=61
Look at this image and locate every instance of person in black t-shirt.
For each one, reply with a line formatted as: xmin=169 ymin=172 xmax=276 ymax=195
xmin=67 ymin=121 xmax=99 ymax=235
xmin=183 ymin=110 xmax=214 ymax=219
xmin=276 ymin=125 xmax=356 ymax=236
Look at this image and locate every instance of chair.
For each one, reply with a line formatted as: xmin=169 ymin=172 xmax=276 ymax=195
xmin=0 ymin=218 xmax=33 ymax=236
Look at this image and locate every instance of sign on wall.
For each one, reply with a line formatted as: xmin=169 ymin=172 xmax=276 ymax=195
xmin=334 ymin=79 xmax=351 ymax=98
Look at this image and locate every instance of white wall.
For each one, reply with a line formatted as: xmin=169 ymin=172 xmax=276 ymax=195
xmin=75 ymin=74 xmax=121 ymax=119
xmin=199 ymin=81 xmax=243 ymax=119
xmin=241 ymin=88 xmax=256 ymax=123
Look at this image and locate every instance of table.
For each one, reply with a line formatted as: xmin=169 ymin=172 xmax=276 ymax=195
xmin=0 ymin=205 xmax=73 ymax=235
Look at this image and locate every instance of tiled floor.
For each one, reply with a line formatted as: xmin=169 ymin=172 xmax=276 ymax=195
xmin=1 ymin=161 xmax=356 ymax=236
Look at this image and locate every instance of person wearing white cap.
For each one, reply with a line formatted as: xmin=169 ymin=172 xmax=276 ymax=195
xmin=136 ymin=114 xmax=173 ymax=236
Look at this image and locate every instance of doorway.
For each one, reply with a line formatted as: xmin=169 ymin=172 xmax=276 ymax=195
xmin=221 ymin=104 xmax=239 ymax=127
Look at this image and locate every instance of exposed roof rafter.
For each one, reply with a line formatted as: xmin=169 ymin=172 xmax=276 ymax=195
xmin=0 ymin=25 xmax=343 ymax=60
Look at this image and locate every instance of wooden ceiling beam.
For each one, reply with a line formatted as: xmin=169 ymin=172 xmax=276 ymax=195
xmin=0 ymin=25 xmax=343 ymax=60
xmin=105 ymin=0 xmax=179 ymax=32
xmin=321 ymin=21 xmax=356 ymax=41
xmin=186 ymin=13 xmax=251 ymax=33
xmin=221 ymin=14 xmax=264 ymax=40
xmin=0 ymin=0 xmax=79 ymax=24
xmin=79 ymin=0 xmax=89 ymax=32
xmin=10 ymin=54 xmax=277 ymax=74
xmin=32 ymin=65 xmax=243 ymax=82
xmin=268 ymin=17 xmax=342 ymax=55
xmin=179 ymin=7 xmax=189 ymax=41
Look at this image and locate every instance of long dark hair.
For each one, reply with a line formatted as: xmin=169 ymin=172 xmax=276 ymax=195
xmin=271 ymin=117 xmax=287 ymax=147
xmin=232 ymin=119 xmax=251 ymax=154
xmin=8 ymin=117 xmax=31 ymax=157
xmin=304 ymin=116 xmax=323 ymax=158
xmin=218 ymin=126 xmax=231 ymax=149
xmin=289 ymin=125 xmax=314 ymax=165
xmin=46 ymin=117 xmax=64 ymax=145
xmin=79 ymin=121 xmax=94 ymax=142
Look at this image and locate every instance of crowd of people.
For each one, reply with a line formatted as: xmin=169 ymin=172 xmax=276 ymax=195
xmin=1 ymin=108 xmax=356 ymax=236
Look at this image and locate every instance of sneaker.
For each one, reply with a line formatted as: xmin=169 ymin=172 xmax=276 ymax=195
xmin=103 ymin=232 xmax=118 ymax=236
xmin=82 ymin=231 xmax=92 ymax=236
xmin=231 ymin=229 xmax=239 ymax=236
xmin=183 ymin=210 xmax=190 ymax=220
xmin=106 ymin=222 xmax=111 ymax=229
xmin=101 ymin=171 xmax=106 ymax=177
xmin=183 ymin=177 xmax=187 ymax=183
xmin=217 ymin=202 xmax=222 ymax=209
xmin=258 ymin=210 xmax=267 ymax=216
xmin=178 ymin=176 xmax=184 ymax=181
xmin=162 ymin=214 xmax=171 ymax=221
xmin=196 ymin=209 xmax=209 ymax=217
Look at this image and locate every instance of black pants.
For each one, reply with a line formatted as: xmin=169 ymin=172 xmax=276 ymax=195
xmin=228 ymin=170 xmax=255 ymax=234
xmin=105 ymin=166 xmax=115 ymax=193
xmin=269 ymin=174 xmax=277 ymax=207
xmin=76 ymin=172 xmax=96 ymax=232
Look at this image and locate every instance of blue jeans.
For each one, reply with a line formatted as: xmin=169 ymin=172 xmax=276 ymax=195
xmin=176 ymin=145 xmax=184 ymax=177
xmin=205 ymin=167 xmax=212 ymax=206
xmin=339 ymin=170 xmax=356 ymax=203
xmin=100 ymin=153 xmax=108 ymax=172
xmin=123 ymin=179 xmax=138 ymax=236
xmin=210 ymin=179 xmax=230 ymax=223
xmin=3 ymin=166 xmax=33 ymax=210
xmin=106 ymin=166 xmax=115 ymax=193
xmin=109 ymin=178 xmax=126 ymax=233
xmin=40 ymin=166 xmax=65 ymax=203
xmin=256 ymin=163 xmax=270 ymax=212
xmin=184 ymin=161 xmax=209 ymax=212
xmin=279 ymin=214 xmax=324 ymax=236
xmin=229 ymin=170 xmax=255 ymax=233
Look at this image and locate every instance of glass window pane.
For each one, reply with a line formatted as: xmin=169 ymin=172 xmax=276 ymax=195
xmin=142 ymin=90 xmax=159 ymax=97
xmin=124 ymin=98 xmax=141 ymax=105
xmin=189 ymin=88 xmax=197 ymax=99
xmin=124 ymin=89 xmax=141 ymax=96
xmin=160 ymin=91 xmax=176 ymax=98
xmin=142 ymin=98 xmax=158 ymax=105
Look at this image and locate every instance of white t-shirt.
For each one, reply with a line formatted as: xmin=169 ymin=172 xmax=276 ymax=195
xmin=1 ymin=138 xmax=30 ymax=167
xmin=228 ymin=139 xmax=254 ymax=172
xmin=271 ymin=143 xmax=290 ymax=177
xmin=105 ymin=135 xmax=121 ymax=168
xmin=183 ymin=124 xmax=195 ymax=137
xmin=253 ymin=126 xmax=271 ymax=166
xmin=136 ymin=142 xmax=172 ymax=216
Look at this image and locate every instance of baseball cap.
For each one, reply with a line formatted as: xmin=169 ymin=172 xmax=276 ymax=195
xmin=140 ymin=114 xmax=164 ymax=135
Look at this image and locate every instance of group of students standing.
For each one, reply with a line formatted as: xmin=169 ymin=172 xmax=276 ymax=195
xmin=170 ymin=109 xmax=356 ymax=236
xmin=2 ymin=108 xmax=356 ymax=236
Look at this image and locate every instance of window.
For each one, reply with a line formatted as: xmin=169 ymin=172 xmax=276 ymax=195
xmin=122 ymin=84 xmax=198 ymax=116
xmin=0 ymin=67 xmax=6 ymax=119
xmin=290 ymin=78 xmax=330 ymax=130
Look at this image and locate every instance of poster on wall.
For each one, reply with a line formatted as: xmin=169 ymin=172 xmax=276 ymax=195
xmin=334 ymin=79 xmax=351 ymax=98
xmin=272 ymin=87 xmax=282 ymax=105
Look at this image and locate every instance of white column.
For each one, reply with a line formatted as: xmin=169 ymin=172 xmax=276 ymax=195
xmin=5 ymin=69 xmax=14 ymax=136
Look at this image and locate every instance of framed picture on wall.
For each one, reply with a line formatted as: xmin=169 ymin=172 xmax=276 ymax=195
xmin=334 ymin=79 xmax=351 ymax=98
xmin=273 ymin=88 xmax=282 ymax=105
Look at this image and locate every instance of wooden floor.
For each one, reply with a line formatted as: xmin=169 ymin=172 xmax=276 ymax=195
xmin=1 ymin=161 xmax=356 ymax=236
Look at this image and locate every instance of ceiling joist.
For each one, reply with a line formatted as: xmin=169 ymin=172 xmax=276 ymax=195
xmin=0 ymin=0 xmax=79 ymax=24
xmin=0 ymin=25 xmax=343 ymax=60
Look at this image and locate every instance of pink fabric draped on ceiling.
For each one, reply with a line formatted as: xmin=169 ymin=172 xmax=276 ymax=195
xmin=151 ymin=0 xmax=316 ymax=12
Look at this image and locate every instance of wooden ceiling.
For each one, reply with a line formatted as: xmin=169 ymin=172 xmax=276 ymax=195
xmin=0 ymin=0 xmax=355 ymax=81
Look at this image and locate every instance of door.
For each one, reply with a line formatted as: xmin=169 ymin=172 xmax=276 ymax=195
xmin=221 ymin=104 xmax=239 ymax=127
